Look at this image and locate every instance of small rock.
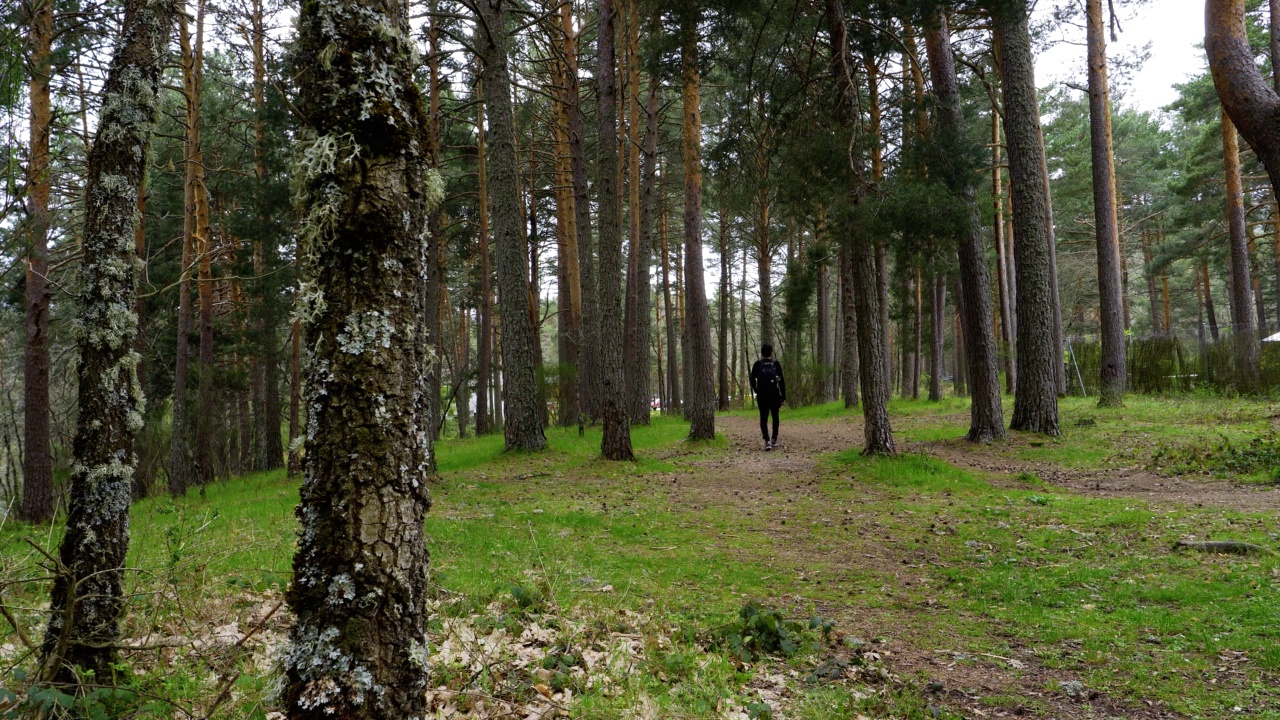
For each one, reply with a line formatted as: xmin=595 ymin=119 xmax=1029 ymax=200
xmin=927 ymin=681 xmax=944 ymax=693
xmin=1060 ymin=680 xmax=1086 ymax=698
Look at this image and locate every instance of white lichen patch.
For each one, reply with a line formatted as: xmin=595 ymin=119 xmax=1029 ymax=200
xmin=337 ymin=311 xmax=394 ymax=355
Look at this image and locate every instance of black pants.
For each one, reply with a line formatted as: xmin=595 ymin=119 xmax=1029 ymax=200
xmin=758 ymin=398 xmax=780 ymax=441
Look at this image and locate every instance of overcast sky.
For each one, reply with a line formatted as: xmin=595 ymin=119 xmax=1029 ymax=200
xmin=1034 ymin=0 xmax=1207 ymax=114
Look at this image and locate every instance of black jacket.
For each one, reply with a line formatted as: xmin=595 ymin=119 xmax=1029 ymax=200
xmin=750 ymin=358 xmax=786 ymax=404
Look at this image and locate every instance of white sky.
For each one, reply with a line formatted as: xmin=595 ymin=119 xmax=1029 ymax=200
xmin=1034 ymin=0 xmax=1208 ymax=114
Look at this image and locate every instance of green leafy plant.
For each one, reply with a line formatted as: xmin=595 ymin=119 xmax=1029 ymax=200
xmin=711 ymin=602 xmax=806 ymax=663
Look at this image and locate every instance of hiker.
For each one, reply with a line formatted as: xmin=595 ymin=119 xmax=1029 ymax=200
xmin=749 ymin=344 xmax=786 ymax=451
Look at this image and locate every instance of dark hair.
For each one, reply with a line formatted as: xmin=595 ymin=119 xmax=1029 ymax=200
xmin=761 ymin=344 xmax=773 ymax=358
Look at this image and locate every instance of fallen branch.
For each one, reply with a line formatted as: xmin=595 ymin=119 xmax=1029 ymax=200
xmin=1173 ymin=540 xmax=1273 ymax=556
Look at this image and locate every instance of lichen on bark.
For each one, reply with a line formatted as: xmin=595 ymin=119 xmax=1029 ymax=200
xmin=40 ymin=0 xmax=174 ymax=686
xmin=281 ymin=0 xmax=440 ymax=716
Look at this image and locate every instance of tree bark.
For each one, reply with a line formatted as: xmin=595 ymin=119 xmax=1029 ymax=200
xmin=249 ymin=0 xmax=283 ymax=471
xmin=925 ymin=15 xmax=1006 ymax=440
xmin=661 ymin=199 xmax=680 ymax=412
xmin=839 ymin=242 xmax=859 ymax=408
xmin=282 ymin=0 xmax=438 ymax=712
xmin=1221 ymin=109 xmax=1260 ymax=390
xmin=563 ymin=2 xmax=597 ymax=423
xmin=992 ymin=110 xmax=1016 ymax=393
xmin=825 ymin=0 xmax=892 ymax=453
xmin=288 ymin=313 xmax=301 ymax=476
xmin=40 ymin=0 xmax=172 ymax=683
xmin=930 ymin=272 xmax=945 ymax=402
xmin=995 ymin=2 xmax=1060 ymax=435
xmin=475 ymin=94 xmax=492 ymax=436
xmin=477 ymin=0 xmax=547 ymax=451
xmin=552 ymin=61 xmax=581 ymax=427
xmin=718 ymin=208 xmax=731 ymax=410
xmin=817 ymin=214 xmax=833 ymax=403
xmin=756 ymin=182 xmax=774 ymax=346
xmin=597 ymin=0 xmax=634 ymax=459
xmin=425 ymin=1 xmax=444 ymax=448
xmin=1086 ymin=0 xmax=1127 ymax=406
xmin=1142 ymin=229 xmax=1161 ymax=336
xmin=1204 ymin=260 xmax=1220 ymax=341
xmin=682 ymin=32 xmax=715 ymax=441
xmin=1040 ymin=123 xmax=1067 ymax=397
xmin=20 ymin=0 xmax=54 ymax=524
xmin=954 ymin=278 xmax=969 ymax=396
xmin=179 ymin=1 xmax=216 ymax=487
xmin=624 ymin=81 xmax=658 ymax=424
xmin=1207 ymin=0 xmax=1280 ymax=202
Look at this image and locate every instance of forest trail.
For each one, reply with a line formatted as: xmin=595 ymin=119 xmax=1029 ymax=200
xmin=647 ymin=411 xmax=1260 ymax=719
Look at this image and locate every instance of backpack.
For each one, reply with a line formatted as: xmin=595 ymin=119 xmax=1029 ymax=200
xmin=758 ymin=359 xmax=779 ymax=389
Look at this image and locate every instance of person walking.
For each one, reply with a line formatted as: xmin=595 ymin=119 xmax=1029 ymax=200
xmin=749 ymin=344 xmax=786 ymax=450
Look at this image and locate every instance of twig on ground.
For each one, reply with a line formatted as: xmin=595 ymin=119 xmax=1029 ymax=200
xmin=1173 ymin=540 xmax=1273 ymax=556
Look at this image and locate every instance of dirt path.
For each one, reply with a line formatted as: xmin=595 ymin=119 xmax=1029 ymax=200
xmin=656 ymin=412 xmax=1209 ymax=719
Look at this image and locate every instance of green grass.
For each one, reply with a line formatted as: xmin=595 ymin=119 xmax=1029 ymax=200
xmin=3 ymin=397 xmax=1279 ymax=718
xmin=815 ymin=450 xmax=1280 ymax=718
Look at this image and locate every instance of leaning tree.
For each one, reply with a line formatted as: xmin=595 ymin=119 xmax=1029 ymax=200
xmin=40 ymin=0 xmax=174 ymax=685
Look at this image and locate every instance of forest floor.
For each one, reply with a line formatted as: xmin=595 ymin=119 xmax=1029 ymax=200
xmin=2 ymin=395 xmax=1279 ymax=719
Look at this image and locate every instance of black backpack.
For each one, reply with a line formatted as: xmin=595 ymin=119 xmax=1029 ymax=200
xmin=758 ymin=359 xmax=779 ymax=389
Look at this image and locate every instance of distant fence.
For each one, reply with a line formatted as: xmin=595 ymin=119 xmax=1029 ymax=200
xmin=1064 ymin=335 xmax=1280 ymax=396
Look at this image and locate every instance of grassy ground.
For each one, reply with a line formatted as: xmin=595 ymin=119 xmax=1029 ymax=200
xmin=2 ymin=396 xmax=1278 ymax=718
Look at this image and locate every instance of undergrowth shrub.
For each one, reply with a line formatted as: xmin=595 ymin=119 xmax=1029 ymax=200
xmin=1150 ymin=431 xmax=1280 ymax=480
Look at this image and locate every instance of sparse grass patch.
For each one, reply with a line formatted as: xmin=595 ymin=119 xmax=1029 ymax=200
xmin=824 ymin=449 xmax=1280 ymax=718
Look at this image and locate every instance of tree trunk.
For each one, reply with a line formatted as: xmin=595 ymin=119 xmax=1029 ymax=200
xmin=596 ymin=0 xmax=634 ymax=459
xmin=682 ymin=33 xmax=715 ymax=441
xmin=718 ymin=207 xmax=731 ymax=411
xmin=288 ymin=316 xmax=301 ymax=475
xmin=839 ymin=242 xmax=859 ymax=408
xmin=929 ymin=271 xmax=945 ymax=401
xmin=40 ymin=0 xmax=172 ymax=683
xmin=1208 ymin=0 xmax=1280 ymax=202
xmin=954 ymin=280 xmax=969 ymax=396
xmin=457 ymin=308 xmax=472 ymax=437
xmin=1221 ymin=108 xmax=1260 ymax=390
xmin=1142 ymin=229 xmax=1161 ymax=336
xmin=1040 ymin=125 xmax=1067 ymax=397
xmin=552 ymin=70 xmax=581 ymax=426
xmin=282 ymin=0 xmax=438 ymax=713
xmin=624 ymin=81 xmax=658 ymax=424
xmin=1204 ymin=260 xmax=1220 ymax=341
xmin=825 ymin=0 xmax=892 ymax=453
xmin=995 ymin=2 xmax=1060 ymax=435
xmin=425 ymin=1 xmax=444 ymax=447
xmin=925 ymin=15 xmax=1005 ymax=440
xmin=1086 ymin=0 xmax=1127 ymax=406
xmin=993 ymin=110 xmax=1016 ymax=394
xmin=477 ymin=0 xmax=547 ymax=451
xmin=20 ymin=0 xmax=54 ymax=524
xmin=912 ymin=267 xmax=922 ymax=399
xmin=817 ymin=215 xmax=833 ymax=403
xmin=169 ymin=17 xmax=199 ymax=495
xmin=563 ymin=2 xmax=597 ymax=423
xmin=476 ymin=95 xmax=492 ymax=436
xmin=756 ymin=186 xmax=773 ymax=346
xmin=249 ymin=0 xmax=282 ymax=471
xmin=180 ymin=1 xmax=216 ymax=487
xmin=661 ymin=198 xmax=680 ymax=412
